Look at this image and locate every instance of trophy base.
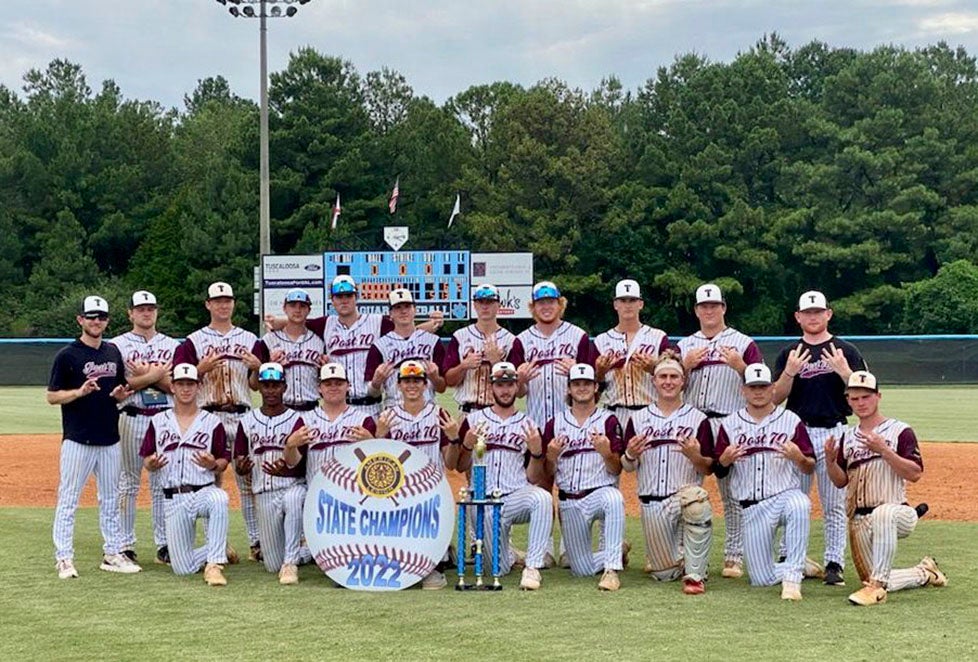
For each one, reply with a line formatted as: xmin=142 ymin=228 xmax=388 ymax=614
xmin=455 ymin=583 xmax=504 ymax=591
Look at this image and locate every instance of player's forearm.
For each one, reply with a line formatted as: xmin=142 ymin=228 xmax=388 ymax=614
xmin=771 ymin=375 xmax=793 ymax=404
xmin=46 ymin=388 xmax=84 ymax=405
xmin=283 ymin=445 xmax=302 ymax=468
xmin=213 ymin=459 xmax=228 ymax=474
xmin=602 ymin=454 xmax=622 ymax=475
xmin=620 ymin=453 xmax=637 ymax=472
xmin=881 ymin=449 xmax=923 ymax=483
xmin=430 ymin=375 xmax=447 ymax=393
xmin=526 ymin=456 xmax=546 ymax=484
xmin=443 ymin=366 xmax=466 ymax=387
xmin=795 ymin=456 xmax=815 ymax=474
xmin=691 ymin=453 xmax=712 ymax=475
xmin=126 ymin=371 xmax=162 ymax=390
xmin=443 ymin=445 xmax=460 ymax=471
xmin=827 ymin=463 xmax=848 ymax=488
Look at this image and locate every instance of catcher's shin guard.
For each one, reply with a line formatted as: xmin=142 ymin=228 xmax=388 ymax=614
xmin=679 ymin=485 xmax=713 ymax=582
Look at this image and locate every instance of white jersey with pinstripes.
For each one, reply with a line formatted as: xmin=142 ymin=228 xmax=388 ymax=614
xmin=544 ymin=408 xmax=623 ymax=493
xmin=321 ymin=313 xmax=387 ymax=400
xmin=444 ymin=325 xmax=516 ymax=407
xmin=385 ymin=402 xmax=450 ymax=468
xmin=233 ymin=409 xmax=305 ymax=495
xmin=366 ymin=329 xmax=443 ymax=409
xmin=510 ymin=321 xmax=592 ymax=428
xmin=625 ymin=404 xmax=713 ymax=496
xmin=110 ymin=332 xmax=179 ymax=409
xmin=716 ymin=407 xmax=814 ymax=502
xmin=458 ymin=409 xmax=532 ymax=495
xmin=139 ymin=410 xmax=228 ymax=488
xmin=837 ymin=419 xmax=921 ymax=510
xmin=302 ymin=407 xmax=374 ymax=483
xmin=178 ymin=327 xmax=258 ymax=408
xmin=255 ymin=330 xmax=324 ymax=405
xmin=594 ymin=325 xmax=668 ymax=407
xmin=678 ymin=327 xmax=762 ymax=416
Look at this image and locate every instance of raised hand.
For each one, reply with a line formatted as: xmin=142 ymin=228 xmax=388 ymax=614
xmin=784 ymin=344 xmax=811 ymax=378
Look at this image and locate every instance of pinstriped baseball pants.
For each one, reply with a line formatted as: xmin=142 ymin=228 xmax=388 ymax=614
xmin=558 ymin=486 xmax=625 ymax=576
xmin=798 ymin=424 xmax=847 ymax=567
xmin=53 ymin=440 xmax=123 ymax=561
xmin=476 ymin=485 xmax=554 ymax=574
xmin=256 ymin=485 xmax=307 ymax=572
xmin=213 ymin=411 xmax=260 ymax=546
xmin=118 ymin=412 xmax=166 ymax=550
xmin=743 ymin=489 xmax=810 ymax=586
xmin=166 ymin=486 xmax=230 ymax=575
xmin=849 ymin=504 xmax=928 ymax=591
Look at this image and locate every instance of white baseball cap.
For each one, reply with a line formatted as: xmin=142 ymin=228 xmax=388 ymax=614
xmin=532 ymin=281 xmax=561 ymax=301
xmin=473 ymin=283 xmax=500 ymax=301
xmin=284 ymin=288 xmax=311 ymax=304
xmin=81 ymin=295 xmax=109 ymax=316
xmin=172 ymin=363 xmax=199 ymax=382
xmin=490 ymin=361 xmax=518 ymax=383
xmin=846 ymin=370 xmax=879 ymax=392
xmin=696 ymin=284 xmax=724 ymax=305
xmin=207 ymin=282 xmax=234 ymax=300
xmin=319 ymin=363 xmax=348 ymax=382
xmin=798 ymin=290 xmax=827 ymax=311
xmin=331 ymin=275 xmax=357 ymax=295
xmin=744 ymin=363 xmax=773 ymax=386
xmin=130 ymin=291 xmax=157 ymax=308
xmin=614 ymin=279 xmax=642 ymax=300
xmin=257 ymin=362 xmax=285 ymax=382
xmin=568 ymin=363 xmax=596 ymax=382
xmin=389 ymin=288 xmax=414 ymax=306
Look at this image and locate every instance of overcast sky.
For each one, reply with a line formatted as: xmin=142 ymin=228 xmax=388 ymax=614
xmin=3 ymin=0 xmax=978 ymax=110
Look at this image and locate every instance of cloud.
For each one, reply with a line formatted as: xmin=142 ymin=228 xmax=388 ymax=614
xmin=919 ymin=12 xmax=978 ymax=34
xmin=2 ymin=21 xmax=74 ymax=50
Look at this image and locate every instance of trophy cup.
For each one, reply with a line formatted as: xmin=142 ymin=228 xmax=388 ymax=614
xmin=455 ymin=430 xmax=503 ymax=590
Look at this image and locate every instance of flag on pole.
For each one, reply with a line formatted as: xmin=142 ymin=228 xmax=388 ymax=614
xmin=447 ymin=193 xmax=461 ymax=228
xmin=330 ymin=193 xmax=341 ymax=229
xmin=388 ymin=177 xmax=399 ymax=214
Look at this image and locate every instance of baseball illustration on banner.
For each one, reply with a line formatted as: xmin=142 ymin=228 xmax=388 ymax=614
xmin=304 ymin=439 xmax=455 ymax=591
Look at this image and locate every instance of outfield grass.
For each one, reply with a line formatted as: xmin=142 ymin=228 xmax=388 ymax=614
xmin=2 ymin=509 xmax=974 ymax=662
xmin=2 ymin=386 xmax=976 ymax=441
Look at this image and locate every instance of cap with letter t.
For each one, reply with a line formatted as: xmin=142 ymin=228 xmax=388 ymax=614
xmin=614 ymin=279 xmax=642 ymax=300
xmin=846 ymin=370 xmax=879 ymax=393
xmin=172 ymin=364 xmax=199 ymax=382
xmin=568 ymin=363 xmax=597 ymax=382
xmin=798 ymin=290 xmax=827 ymax=311
xmin=744 ymin=363 xmax=773 ymax=386
xmin=389 ymin=288 xmax=414 ymax=306
xmin=81 ymin=295 xmax=109 ymax=317
xmin=490 ymin=361 xmax=518 ymax=383
xmin=319 ymin=363 xmax=348 ymax=382
xmin=696 ymin=283 xmax=724 ymax=305
xmin=130 ymin=290 xmax=157 ymax=308
xmin=207 ymin=282 xmax=234 ymax=300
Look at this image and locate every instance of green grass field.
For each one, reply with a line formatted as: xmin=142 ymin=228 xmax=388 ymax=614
xmin=3 ymin=510 xmax=975 ymax=662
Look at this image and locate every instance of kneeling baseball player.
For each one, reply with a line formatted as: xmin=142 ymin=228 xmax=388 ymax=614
xmin=233 ymin=363 xmax=307 ymax=585
xmin=825 ymin=370 xmax=947 ymax=606
xmin=543 ymin=363 xmax=626 ymax=591
xmin=455 ymin=362 xmax=554 ymax=591
xmin=714 ymin=364 xmax=818 ymax=600
xmin=140 ymin=364 xmax=234 ymax=586
xmin=622 ymin=353 xmax=714 ymax=595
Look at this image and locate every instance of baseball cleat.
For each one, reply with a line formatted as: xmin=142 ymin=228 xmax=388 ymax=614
xmin=621 ymin=541 xmax=631 ymax=569
xmin=278 ymin=563 xmax=299 ymax=585
xmin=56 ymin=559 xmax=79 ymax=579
xmin=682 ymin=578 xmax=705 ymax=595
xmin=803 ymin=557 xmax=825 ymax=580
xmin=558 ymin=553 xmax=571 ymax=569
xmin=824 ymin=562 xmax=845 ymax=586
xmin=100 ymin=553 xmax=142 ymax=574
xmin=226 ymin=545 xmax=240 ymax=565
xmin=155 ymin=545 xmax=170 ymax=565
xmin=121 ymin=549 xmax=138 ymax=564
xmin=780 ymin=581 xmax=802 ymax=601
xmin=915 ymin=503 xmax=929 ymax=518
xmin=249 ymin=542 xmax=263 ymax=563
xmin=598 ymin=569 xmax=620 ymax=592
xmin=204 ymin=563 xmax=227 ymax=587
xmin=421 ymin=570 xmax=447 ymax=590
xmin=721 ymin=560 xmax=743 ymax=579
xmin=919 ymin=557 xmax=947 ymax=587
xmin=510 ymin=546 xmax=527 ymax=569
xmin=848 ymin=585 xmax=887 ymax=606
xmin=541 ymin=552 xmax=557 ymax=570
xmin=520 ymin=567 xmax=542 ymax=591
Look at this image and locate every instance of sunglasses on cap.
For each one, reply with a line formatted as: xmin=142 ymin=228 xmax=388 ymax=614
xmin=258 ymin=366 xmax=285 ymax=381
xmin=398 ymin=363 xmax=427 ymax=379
xmin=490 ymin=367 xmax=518 ymax=382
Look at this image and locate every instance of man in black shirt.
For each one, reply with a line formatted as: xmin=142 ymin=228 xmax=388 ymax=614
xmin=48 ymin=296 xmax=139 ymax=579
xmin=773 ymin=290 xmax=866 ymax=587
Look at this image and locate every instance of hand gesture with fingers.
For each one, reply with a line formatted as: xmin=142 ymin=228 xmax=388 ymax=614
xmin=719 ymin=444 xmax=746 ymax=467
xmin=524 ymin=422 xmax=543 ymax=457
xmin=240 ymin=350 xmax=261 ymax=371
xmin=682 ymin=346 xmax=708 ymax=371
xmin=778 ymin=441 xmax=804 ymax=464
xmin=126 ymin=360 xmax=151 ymax=377
xmin=286 ymin=425 xmax=312 ymax=448
xmin=626 ymin=434 xmax=647 ymax=459
xmin=517 ymin=359 xmax=541 ymax=384
xmin=110 ymin=384 xmax=134 ymax=401
xmin=78 ymin=378 xmax=100 ymax=397
xmin=546 ymin=435 xmax=567 ymax=463
xmin=145 ymin=453 xmax=168 ymax=472
xmin=460 ymin=349 xmax=483 ymax=371
xmin=269 ymin=348 xmax=286 ymax=364
xmin=595 ymin=351 xmax=616 ymax=373
xmin=632 ymin=352 xmax=656 ymax=373
xmin=192 ymin=451 xmax=218 ymax=471
xmin=555 ymin=358 xmax=575 ymax=376
xmin=859 ymin=430 xmax=888 ymax=455
xmin=590 ymin=429 xmax=612 ymax=458
xmin=438 ymin=409 xmax=460 ymax=442
xmin=678 ymin=435 xmax=702 ymax=460
xmin=483 ymin=335 xmax=505 ymax=364
xmin=262 ymin=458 xmax=289 ymax=477
xmin=348 ymin=425 xmax=374 ymax=441
xmin=375 ymin=409 xmax=398 ymax=438
xmin=785 ymin=344 xmax=811 ymax=378
xmin=234 ymin=455 xmax=254 ymax=476
xmin=824 ymin=436 xmax=839 ymax=464
xmin=823 ymin=343 xmax=851 ymax=378
xmin=718 ymin=346 xmax=746 ymax=373
xmin=371 ymin=362 xmax=395 ymax=390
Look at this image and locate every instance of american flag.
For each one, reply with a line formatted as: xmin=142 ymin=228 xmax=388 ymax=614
xmin=388 ymin=177 xmax=399 ymax=214
xmin=330 ymin=193 xmax=341 ymax=229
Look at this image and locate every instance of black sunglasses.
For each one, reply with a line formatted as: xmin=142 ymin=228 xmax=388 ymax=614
xmin=83 ymin=313 xmax=109 ymax=321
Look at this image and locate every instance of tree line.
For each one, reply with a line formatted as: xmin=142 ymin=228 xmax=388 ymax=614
xmin=2 ymin=34 xmax=978 ymax=338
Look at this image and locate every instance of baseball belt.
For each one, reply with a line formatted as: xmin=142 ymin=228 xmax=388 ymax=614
xmin=346 ymin=396 xmax=381 ymax=406
xmin=459 ymin=403 xmax=489 ymax=413
xmin=122 ymin=405 xmax=171 ymax=417
xmin=639 ymin=494 xmax=670 ymax=504
xmin=286 ymin=401 xmax=319 ymax=412
xmin=558 ymin=487 xmax=599 ymax=501
xmin=606 ymin=404 xmax=647 ymax=411
xmin=203 ymin=404 xmax=249 ymax=414
xmin=163 ymin=483 xmax=213 ymax=499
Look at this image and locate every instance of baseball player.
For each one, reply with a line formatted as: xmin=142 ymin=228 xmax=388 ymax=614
xmin=110 ymin=290 xmax=179 ymax=566
xmin=594 ymin=279 xmax=670 ymax=430
xmin=714 ymin=363 xmax=817 ymax=601
xmin=48 ymin=295 xmax=139 ymax=578
xmin=140 ymin=364 xmax=233 ymax=586
xmin=543 ymin=363 xmax=625 ymax=591
xmin=174 ymin=282 xmax=263 ymax=561
xmin=772 ymin=290 xmax=867 ymax=586
xmin=622 ymin=353 xmax=714 ymax=595
xmin=443 ymin=284 xmax=515 ymax=413
xmin=455 ymin=362 xmax=554 ymax=591
xmin=233 ymin=363 xmax=307 ymax=585
xmin=365 ymin=289 xmax=447 ymax=409
xmin=252 ymin=289 xmax=324 ymax=412
xmin=824 ymin=370 xmax=947 ymax=606
xmin=374 ymin=360 xmax=461 ymax=589
xmin=677 ymin=283 xmax=763 ymax=580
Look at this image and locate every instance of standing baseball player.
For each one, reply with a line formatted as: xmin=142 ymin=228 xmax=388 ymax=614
xmin=233 ymin=362 xmax=307 ymax=585
xmin=594 ymin=279 xmax=670 ymax=431
xmin=110 ymin=290 xmax=179 ymax=565
xmin=714 ymin=363 xmax=818 ymax=600
xmin=772 ymin=290 xmax=866 ymax=586
xmin=443 ymin=284 xmax=515 ymax=414
xmin=140 ymin=363 xmax=233 ymax=586
xmin=373 ymin=360 xmax=461 ymax=589
xmin=824 ymin=370 xmax=947 ymax=606
xmin=622 ymin=353 xmax=714 ymax=595
xmin=677 ymin=283 xmax=763 ymax=580
xmin=543 ymin=363 xmax=625 ymax=591
xmin=365 ymin=289 xmax=446 ymax=409
xmin=173 ymin=282 xmax=263 ymax=561
xmin=454 ymin=362 xmax=554 ymax=591
xmin=48 ymin=295 xmax=139 ymax=578
xmin=252 ymin=288 xmax=323 ymax=412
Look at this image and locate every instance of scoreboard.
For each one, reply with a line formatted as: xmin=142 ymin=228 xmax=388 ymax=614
xmin=324 ymin=251 xmax=471 ymax=319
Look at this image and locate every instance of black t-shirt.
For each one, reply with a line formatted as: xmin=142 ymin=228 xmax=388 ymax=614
xmin=48 ymin=340 xmax=127 ymax=446
xmin=773 ymin=337 xmax=866 ymax=427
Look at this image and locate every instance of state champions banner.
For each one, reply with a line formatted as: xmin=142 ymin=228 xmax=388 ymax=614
xmin=304 ymin=439 xmax=455 ymax=591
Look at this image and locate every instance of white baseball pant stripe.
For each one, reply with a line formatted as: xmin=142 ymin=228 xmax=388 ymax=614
xmin=256 ymin=485 xmax=307 ymax=572
xmin=849 ymin=505 xmax=928 ymax=591
xmin=166 ymin=486 xmax=229 ymax=575
xmin=558 ymin=487 xmax=625 ymax=576
xmin=641 ymin=497 xmax=683 ymax=581
xmin=477 ymin=485 xmax=554 ymax=574
xmin=799 ymin=424 xmax=847 ymax=566
xmin=118 ymin=412 xmax=166 ymax=549
xmin=742 ymin=489 xmax=810 ymax=586
xmin=710 ymin=418 xmax=743 ymax=562
xmin=215 ymin=411 xmax=260 ymax=546
xmin=53 ymin=440 xmax=123 ymax=561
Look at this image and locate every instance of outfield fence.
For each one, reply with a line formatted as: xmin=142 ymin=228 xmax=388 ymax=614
xmin=2 ymin=335 xmax=977 ymax=386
